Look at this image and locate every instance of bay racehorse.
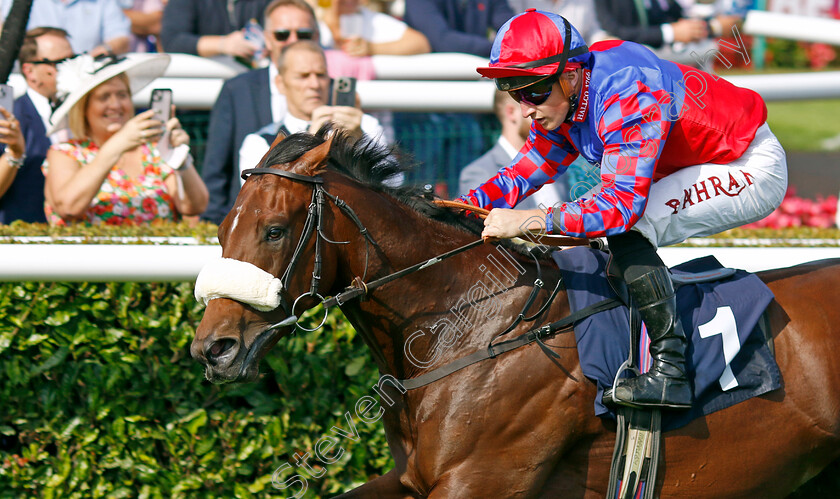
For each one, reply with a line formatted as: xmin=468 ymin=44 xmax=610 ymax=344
xmin=191 ymin=127 xmax=840 ymax=498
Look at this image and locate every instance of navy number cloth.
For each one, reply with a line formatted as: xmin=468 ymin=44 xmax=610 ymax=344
xmin=551 ymin=247 xmax=781 ymax=430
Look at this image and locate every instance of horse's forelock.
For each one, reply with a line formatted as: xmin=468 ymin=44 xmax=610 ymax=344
xmin=252 ymin=125 xmax=530 ymax=254
xmin=261 ymin=124 xmax=406 ymax=187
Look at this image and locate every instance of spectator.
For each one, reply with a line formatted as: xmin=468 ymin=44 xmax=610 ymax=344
xmin=594 ymin=0 xmax=741 ymax=65
xmin=679 ymin=0 xmax=745 ymax=36
xmin=398 ymin=0 xmax=511 ymax=196
xmin=160 ymin=0 xmax=271 ymax=62
xmin=123 ymin=0 xmax=165 ymax=52
xmin=43 ymin=54 xmax=208 ymax=225
xmin=0 ymin=27 xmax=74 ymax=224
xmin=319 ymin=0 xmax=430 ymax=57
xmin=0 ymin=0 xmax=131 ymax=56
xmin=238 ymin=40 xmax=386 ymax=178
xmin=507 ymin=0 xmax=608 ymax=45
xmin=458 ymin=89 xmax=568 ymax=208
xmin=404 ymin=0 xmax=514 ymax=57
xmin=200 ymin=0 xmax=320 ymax=224
xmin=595 ymin=0 xmax=693 ymax=49
xmin=394 ymin=0 xmax=513 ymax=196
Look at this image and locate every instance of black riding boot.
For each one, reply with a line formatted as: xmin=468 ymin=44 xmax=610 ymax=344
xmin=609 ymin=266 xmax=693 ymax=409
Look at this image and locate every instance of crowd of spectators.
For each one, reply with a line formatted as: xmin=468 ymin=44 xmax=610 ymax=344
xmin=0 ymin=0 xmax=752 ymax=226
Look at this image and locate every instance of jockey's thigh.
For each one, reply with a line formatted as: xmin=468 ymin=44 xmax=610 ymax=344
xmin=632 ymin=123 xmax=787 ymax=248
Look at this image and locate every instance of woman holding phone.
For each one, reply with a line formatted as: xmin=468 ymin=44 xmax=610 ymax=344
xmin=0 ymin=97 xmax=27 ymax=205
xmin=43 ymin=53 xmax=208 ymax=225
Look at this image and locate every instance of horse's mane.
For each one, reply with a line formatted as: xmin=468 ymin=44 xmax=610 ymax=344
xmin=262 ymin=124 xmax=486 ymax=232
xmin=260 ymin=124 xmax=543 ymax=259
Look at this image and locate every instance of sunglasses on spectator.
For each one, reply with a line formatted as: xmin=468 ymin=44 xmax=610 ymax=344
xmin=273 ymin=28 xmax=315 ymax=42
xmin=29 ymin=55 xmax=77 ymax=67
xmin=508 ymin=75 xmax=559 ymax=106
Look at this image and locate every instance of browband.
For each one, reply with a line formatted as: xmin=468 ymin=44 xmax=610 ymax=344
xmin=241 ymin=167 xmax=323 ymax=183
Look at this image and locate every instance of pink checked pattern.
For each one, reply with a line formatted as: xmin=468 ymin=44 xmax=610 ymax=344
xmin=461 ymin=80 xmax=671 ymax=238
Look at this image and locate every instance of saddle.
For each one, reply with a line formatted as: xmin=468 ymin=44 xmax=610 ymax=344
xmin=602 ymin=262 xmax=774 ymax=499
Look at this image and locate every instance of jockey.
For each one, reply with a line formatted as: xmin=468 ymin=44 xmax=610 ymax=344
xmin=460 ymin=9 xmax=787 ymax=409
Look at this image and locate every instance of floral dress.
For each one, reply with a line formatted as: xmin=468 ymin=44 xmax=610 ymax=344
xmin=43 ymin=138 xmax=180 ymax=226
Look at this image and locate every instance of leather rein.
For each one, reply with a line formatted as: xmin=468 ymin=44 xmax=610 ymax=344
xmin=241 ymin=167 xmax=621 ymax=389
xmin=241 ymin=167 xmax=490 ymax=319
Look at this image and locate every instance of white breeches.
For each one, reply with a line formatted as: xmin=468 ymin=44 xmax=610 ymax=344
xmin=577 ymin=123 xmax=788 ymax=248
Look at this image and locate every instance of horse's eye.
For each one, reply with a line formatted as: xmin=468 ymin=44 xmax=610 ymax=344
xmin=266 ymin=227 xmax=285 ymax=241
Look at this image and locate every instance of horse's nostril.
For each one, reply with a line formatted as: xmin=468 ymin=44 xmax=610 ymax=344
xmin=205 ymin=338 xmax=237 ymax=364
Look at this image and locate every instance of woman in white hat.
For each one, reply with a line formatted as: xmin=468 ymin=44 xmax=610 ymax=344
xmin=43 ymin=53 xmax=208 ymax=225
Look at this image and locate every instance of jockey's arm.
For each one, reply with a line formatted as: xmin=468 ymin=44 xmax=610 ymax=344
xmin=460 ymin=124 xmax=576 ymax=210
xmin=463 ymin=90 xmax=669 ymax=240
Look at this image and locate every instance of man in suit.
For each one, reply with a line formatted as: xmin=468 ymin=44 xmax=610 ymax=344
xmin=160 ymin=0 xmax=271 ymax=58
xmin=459 ymin=89 xmax=569 ymax=210
xmin=0 ymin=27 xmax=74 ymax=224
xmin=404 ymin=0 xmax=513 ymax=57
xmin=201 ymin=0 xmax=320 ymax=224
xmin=238 ymin=41 xmax=387 ymax=178
xmin=594 ymin=0 xmax=741 ymax=51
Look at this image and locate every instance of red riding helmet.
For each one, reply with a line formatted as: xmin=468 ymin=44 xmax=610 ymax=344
xmin=477 ymin=9 xmax=590 ymax=91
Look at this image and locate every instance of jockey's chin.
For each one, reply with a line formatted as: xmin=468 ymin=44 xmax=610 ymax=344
xmin=533 ymin=111 xmax=567 ymax=132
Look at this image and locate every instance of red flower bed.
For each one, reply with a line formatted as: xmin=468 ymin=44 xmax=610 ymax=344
xmin=744 ymin=188 xmax=838 ymax=229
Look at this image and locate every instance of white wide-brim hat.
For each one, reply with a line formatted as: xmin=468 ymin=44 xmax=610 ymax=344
xmin=47 ymin=53 xmax=171 ymax=136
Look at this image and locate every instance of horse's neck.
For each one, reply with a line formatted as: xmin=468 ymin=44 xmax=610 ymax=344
xmin=329 ymin=186 xmax=555 ymax=379
xmin=329 ymin=181 xmax=483 ymax=288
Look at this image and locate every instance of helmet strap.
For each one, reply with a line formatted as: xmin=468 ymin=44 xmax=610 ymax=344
xmin=559 ymin=72 xmax=579 ymax=123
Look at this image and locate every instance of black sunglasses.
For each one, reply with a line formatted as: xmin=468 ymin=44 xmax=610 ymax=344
xmin=508 ymin=75 xmax=559 ymax=106
xmin=29 ymin=54 xmax=78 ymax=67
xmin=273 ymin=28 xmax=315 ymax=42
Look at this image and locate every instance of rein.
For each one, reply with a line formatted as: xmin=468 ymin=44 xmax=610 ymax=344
xmin=241 ymin=167 xmax=488 ymax=316
xmin=433 ymin=200 xmax=592 ymax=248
xmin=241 ymin=166 xmax=617 ymax=390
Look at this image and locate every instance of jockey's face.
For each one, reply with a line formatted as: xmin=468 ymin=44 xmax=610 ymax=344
xmin=276 ymin=46 xmax=330 ymax=120
xmin=265 ymin=5 xmax=318 ymax=64
xmin=518 ymin=70 xmax=580 ymax=131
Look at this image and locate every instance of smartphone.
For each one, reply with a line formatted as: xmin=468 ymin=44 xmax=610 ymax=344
xmin=242 ymin=19 xmax=265 ymax=53
xmin=0 ymin=84 xmax=14 ymax=113
xmin=329 ymin=77 xmax=356 ymax=107
xmin=150 ymin=88 xmax=172 ymax=125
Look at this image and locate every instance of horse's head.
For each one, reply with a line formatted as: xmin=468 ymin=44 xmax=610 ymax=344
xmin=191 ymin=130 xmax=342 ymax=383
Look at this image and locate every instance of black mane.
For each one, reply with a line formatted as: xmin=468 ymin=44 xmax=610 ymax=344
xmin=258 ymin=125 xmax=550 ymax=260
xmin=260 ymin=124 xmax=486 ymax=236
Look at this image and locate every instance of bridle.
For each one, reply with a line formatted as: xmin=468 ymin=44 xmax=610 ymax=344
xmin=242 ymin=166 xmax=489 ymax=329
xmin=241 ymin=167 xmax=377 ymax=330
xmin=239 ymin=166 xmax=621 ymax=390
xmin=241 ymin=166 xmax=593 ymax=324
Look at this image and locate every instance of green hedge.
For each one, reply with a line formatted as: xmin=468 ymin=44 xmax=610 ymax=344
xmin=0 ymin=281 xmax=392 ymax=498
xmin=2 ymin=225 xmax=839 ymax=497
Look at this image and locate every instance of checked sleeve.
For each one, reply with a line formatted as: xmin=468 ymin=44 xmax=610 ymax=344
xmin=552 ymin=81 xmax=671 ymax=238
xmin=460 ymin=76 xmax=672 ymax=238
xmin=460 ymin=126 xmax=578 ymax=210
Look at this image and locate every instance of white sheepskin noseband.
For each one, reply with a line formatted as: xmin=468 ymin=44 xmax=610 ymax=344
xmin=194 ymin=258 xmax=283 ymax=311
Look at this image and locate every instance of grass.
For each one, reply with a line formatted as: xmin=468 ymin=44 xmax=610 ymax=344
xmin=715 ymin=66 xmax=840 ymax=152
xmin=765 ymin=99 xmax=840 ymax=152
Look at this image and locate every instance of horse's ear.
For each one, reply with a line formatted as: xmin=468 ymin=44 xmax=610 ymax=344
xmin=269 ymin=130 xmax=288 ymax=150
xmin=292 ymin=135 xmax=333 ymax=176
xmin=256 ymin=130 xmax=288 ymax=169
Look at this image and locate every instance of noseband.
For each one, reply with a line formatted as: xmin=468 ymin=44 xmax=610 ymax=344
xmin=241 ymin=167 xmax=376 ymax=330
xmin=235 ymin=166 xmax=614 ymax=390
xmin=239 ymin=166 xmax=492 ymax=331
